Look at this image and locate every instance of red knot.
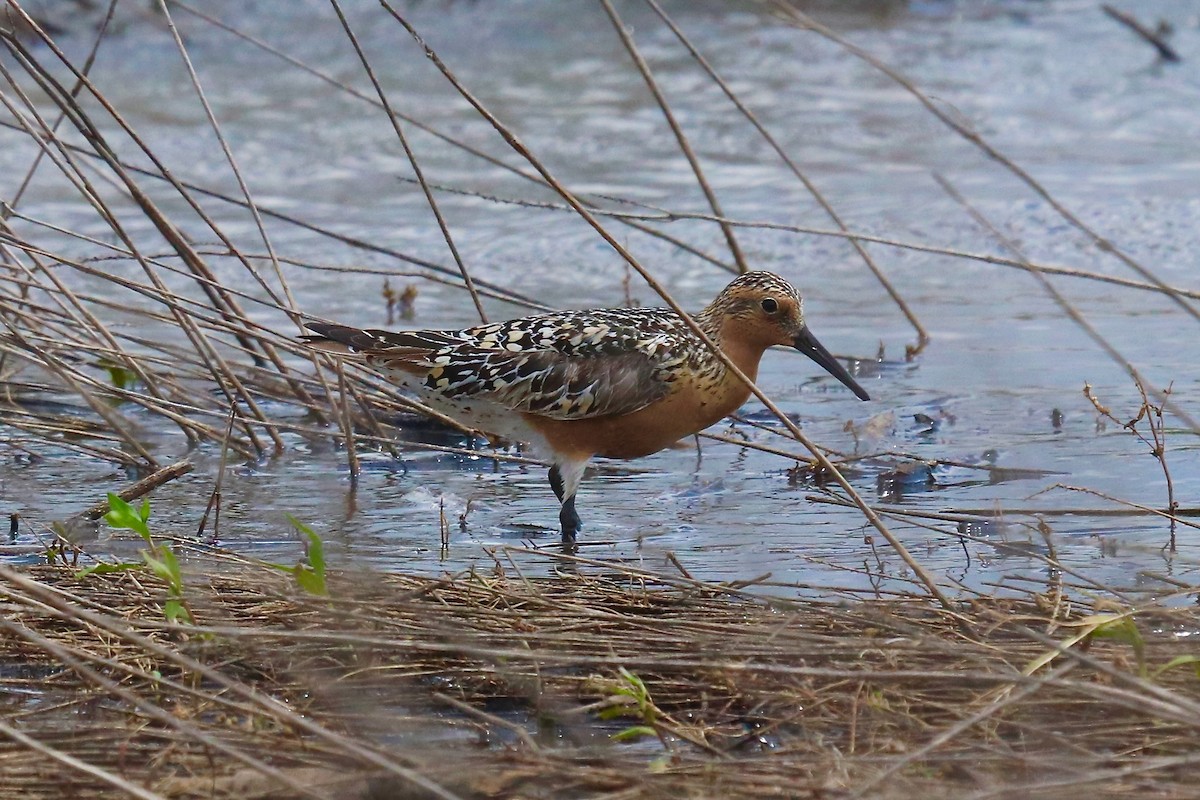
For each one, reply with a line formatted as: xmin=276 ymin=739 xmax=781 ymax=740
xmin=304 ymin=271 xmax=870 ymax=543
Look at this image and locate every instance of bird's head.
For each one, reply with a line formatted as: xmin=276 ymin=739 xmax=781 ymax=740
xmin=702 ymin=271 xmax=870 ymax=401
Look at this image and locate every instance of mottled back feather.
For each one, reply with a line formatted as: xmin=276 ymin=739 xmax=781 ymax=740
xmin=304 ymin=311 xmax=688 ymax=420
xmin=302 ymin=272 xmax=807 ymax=421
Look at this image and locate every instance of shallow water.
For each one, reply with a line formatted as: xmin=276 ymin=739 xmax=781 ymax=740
xmin=3 ymin=0 xmax=1200 ymax=598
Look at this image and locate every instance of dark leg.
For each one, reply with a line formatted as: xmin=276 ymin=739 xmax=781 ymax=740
xmin=548 ymin=461 xmax=586 ymax=545
xmin=548 ymin=465 xmax=565 ymax=502
xmin=559 ymin=494 xmax=582 ymax=544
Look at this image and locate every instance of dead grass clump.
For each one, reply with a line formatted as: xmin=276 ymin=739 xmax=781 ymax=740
xmin=2 ymin=556 xmax=1200 ymax=799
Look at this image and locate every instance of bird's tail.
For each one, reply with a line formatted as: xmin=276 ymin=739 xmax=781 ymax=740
xmin=300 ymin=323 xmax=449 ymax=374
xmin=300 ymin=323 xmax=374 ymax=360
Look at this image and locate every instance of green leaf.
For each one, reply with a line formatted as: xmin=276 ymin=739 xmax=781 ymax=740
xmin=1091 ymin=615 xmax=1146 ymax=677
xmin=618 ymin=667 xmax=647 ymax=697
xmin=286 ymin=514 xmax=326 ymax=578
xmin=598 ymin=702 xmax=634 ymax=721
xmin=158 ymin=546 xmax=183 ymax=592
xmin=616 ymin=667 xmax=653 ymax=718
xmin=141 ymin=551 xmax=171 ymax=584
xmin=293 ymin=564 xmax=327 ymax=596
xmin=1026 ymin=611 xmax=1139 ymax=675
xmin=163 ymin=599 xmax=192 ymax=625
xmin=610 ymin=725 xmax=656 ymax=742
xmin=1092 ymin=616 xmax=1143 ymax=646
xmin=104 ymin=493 xmax=151 ymax=542
xmin=1153 ymin=655 xmax=1200 ymax=679
xmin=74 ymin=561 xmax=142 ymax=579
xmin=102 ymin=362 xmax=136 ymax=391
xmin=142 ymin=545 xmax=183 ymax=594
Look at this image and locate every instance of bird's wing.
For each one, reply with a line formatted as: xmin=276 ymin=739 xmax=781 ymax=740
xmin=429 ymin=342 xmax=674 ymax=419
xmin=303 ymin=312 xmax=683 ymax=420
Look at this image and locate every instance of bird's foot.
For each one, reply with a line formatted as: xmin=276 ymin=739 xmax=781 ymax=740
xmin=559 ymin=497 xmax=581 ymax=545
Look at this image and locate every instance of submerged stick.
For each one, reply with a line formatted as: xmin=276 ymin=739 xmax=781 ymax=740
xmin=197 ymin=407 xmax=238 ymax=540
xmin=77 ymin=460 xmax=194 ymax=521
xmin=1103 ymin=5 xmax=1180 ymax=62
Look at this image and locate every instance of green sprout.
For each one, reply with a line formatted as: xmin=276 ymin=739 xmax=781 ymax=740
xmin=282 ymin=514 xmax=328 ymax=596
xmin=77 ymin=493 xmax=192 ymax=625
xmin=598 ymin=668 xmax=661 ymax=744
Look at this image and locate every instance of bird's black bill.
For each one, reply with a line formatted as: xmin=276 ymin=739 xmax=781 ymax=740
xmin=793 ymin=327 xmax=870 ymax=401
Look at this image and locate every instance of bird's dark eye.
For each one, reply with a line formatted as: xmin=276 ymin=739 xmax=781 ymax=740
xmin=761 ymin=298 xmax=778 ymax=314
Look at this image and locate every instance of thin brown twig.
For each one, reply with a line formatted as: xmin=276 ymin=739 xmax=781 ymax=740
xmin=0 ymin=31 xmax=283 ymax=451
xmin=153 ymin=0 xmax=298 ymax=313
xmin=0 ymin=717 xmax=168 ymax=800
xmin=644 ymin=0 xmax=928 ymax=356
xmin=165 ymin=0 xmax=741 ymax=276
xmin=0 ymin=564 xmax=466 ymax=800
xmin=4 ymin=0 xmax=118 ymax=213
xmin=391 ymin=174 xmax=1200 ymax=304
xmin=1102 ymin=5 xmax=1180 ymax=62
xmin=600 ymin=0 xmax=749 ymax=274
xmin=848 ymin=661 xmax=1080 ymax=799
xmin=935 ymin=173 xmax=1198 ymax=433
xmin=1083 ymin=382 xmax=1180 ymax=549
xmin=76 ymin=460 xmax=193 ymax=521
xmin=772 ymin=2 xmax=1200 ymax=325
xmin=328 ymin=0 xmax=488 ymax=324
xmin=3 ymin=3 xmax=325 ymax=421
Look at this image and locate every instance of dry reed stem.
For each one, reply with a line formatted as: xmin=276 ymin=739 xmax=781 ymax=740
xmin=772 ymin=1 xmax=1200 ymax=325
xmin=392 ymin=176 xmax=1200 ymax=304
xmin=1102 ymin=5 xmax=1181 ymax=62
xmin=328 ymin=0 xmax=488 ymax=325
xmin=0 ymin=0 xmax=1180 ymax=501
xmin=643 ymin=0 xmax=929 ymax=356
xmin=164 ymin=0 xmax=744 ymax=277
xmin=5 ymin=4 xmax=323 ymax=423
xmin=153 ymin=0 xmax=298 ymax=315
xmin=0 ymin=2 xmax=1192 ymax=672
xmin=0 ymin=717 xmax=167 ymax=800
xmin=600 ymin=0 xmax=750 ymax=274
xmin=4 ymin=0 xmax=118 ymax=212
xmin=935 ymin=173 xmax=1198 ymax=432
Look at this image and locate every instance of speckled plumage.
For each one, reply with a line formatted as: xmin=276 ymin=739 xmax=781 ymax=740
xmin=303 ymin=271 xmax=870 ymax=544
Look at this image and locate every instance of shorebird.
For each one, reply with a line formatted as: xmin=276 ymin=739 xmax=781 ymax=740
xmin=303 ymin=271 xmax=870 ymax=543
